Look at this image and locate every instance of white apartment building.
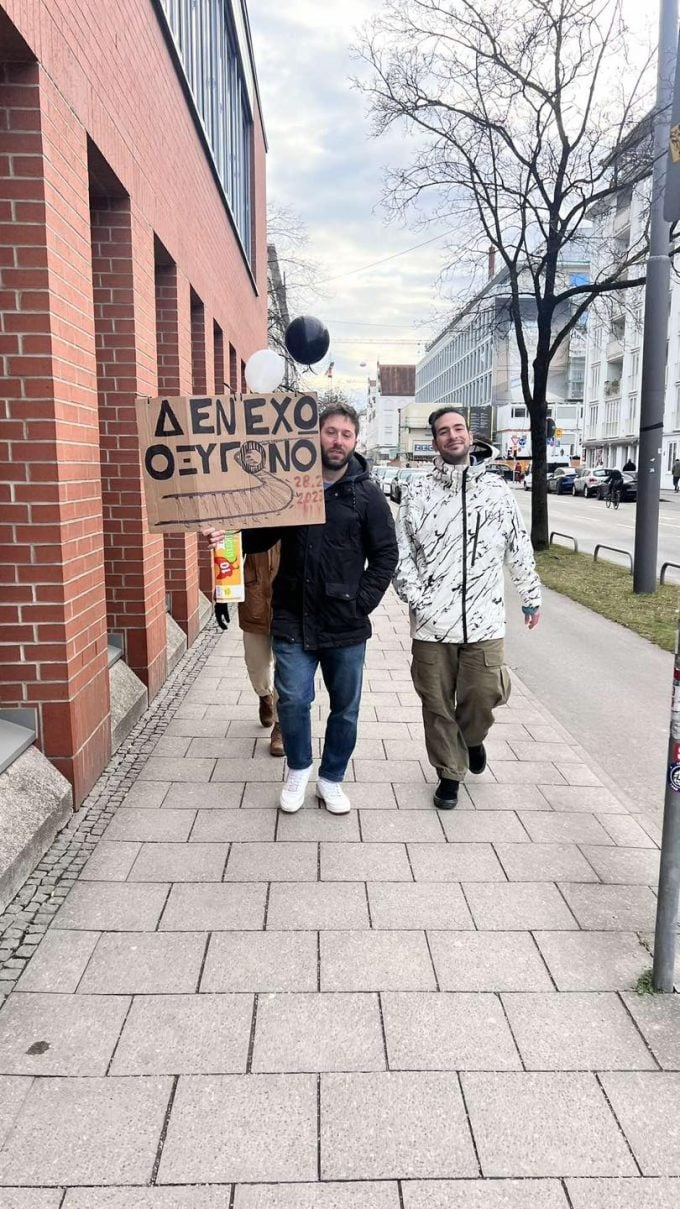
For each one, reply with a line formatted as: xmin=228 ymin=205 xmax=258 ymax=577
xmin=365 ymin=364 xmax=415 ymax=462
xmin=416 ymin=253 xmax=588 ymax=463
xmin=582 ymin=175 xmax=680 ymax=487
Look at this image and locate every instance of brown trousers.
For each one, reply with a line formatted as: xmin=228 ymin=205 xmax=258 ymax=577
xmin=411 ymin=638 xmax=511 ymax=780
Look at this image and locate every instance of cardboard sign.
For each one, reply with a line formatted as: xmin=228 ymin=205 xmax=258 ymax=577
xmin=136 ymin=393 xmax=325 ymax=532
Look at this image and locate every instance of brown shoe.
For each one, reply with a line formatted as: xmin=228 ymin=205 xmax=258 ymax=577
xmin=259 ymin=694 xmax=274 ymax=727
xmin=269 ymin=722 xmax=285 ymax=757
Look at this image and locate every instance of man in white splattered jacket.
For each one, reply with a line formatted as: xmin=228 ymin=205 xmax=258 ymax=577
xmin=394 ymin=407 xmax=542 ymax=809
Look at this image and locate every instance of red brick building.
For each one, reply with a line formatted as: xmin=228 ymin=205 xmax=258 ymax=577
xmin=0 ymin=1 xmax=267 ymax=805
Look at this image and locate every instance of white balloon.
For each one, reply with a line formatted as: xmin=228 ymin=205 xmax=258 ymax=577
xmin=244 ymin=348 xmax=284 ymax=393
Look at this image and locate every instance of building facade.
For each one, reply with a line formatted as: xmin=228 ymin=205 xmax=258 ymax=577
xmin=582 ymin=176 xmax=680 ymax=485
xmin=0 ymin=0 xmax=267 ymax=808
xmin=398 ymin=403 xmax=435 ymax=462
xmin=416 ymin=254 xmax=588 ymax=463
xmin=364 ymin=364 xmax=415 ymax=463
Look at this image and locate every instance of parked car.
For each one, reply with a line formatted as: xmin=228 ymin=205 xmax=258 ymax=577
xmin=377 ymin=467 xmax=398 ymax=495
xmin=523 ymin=471 xmax=533 ymax=491
xmin=371 ymin=465 xmax=387 ymax=486
xmin=390 ymin=468 xmax=428 ymax=504
xmin=547 ymin=467 xmax=577 ymax=494
xmin=597 ymin=471 xmax=638 ymax=502
xmin=572 ymin=466 xmax=612 ymax=498
xmin=487 ymin=462 xmax=514 ymax=482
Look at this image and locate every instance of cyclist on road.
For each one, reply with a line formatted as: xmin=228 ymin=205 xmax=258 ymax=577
xmin=605 ymin=466 xmax=624 ymax=506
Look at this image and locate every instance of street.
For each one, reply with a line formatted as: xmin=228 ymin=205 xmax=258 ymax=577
xmin=515 ymin=488 xmax=680 ymax=582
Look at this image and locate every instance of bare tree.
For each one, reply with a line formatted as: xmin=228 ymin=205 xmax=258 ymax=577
xmin=355 ymin=0 xmax=655 ymax=547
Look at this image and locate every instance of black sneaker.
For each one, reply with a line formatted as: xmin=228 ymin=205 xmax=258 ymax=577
xmin=433 ymin=778 xmax=459 ymax=809
xmin=468 ymin=743 xmax=487 ymax=775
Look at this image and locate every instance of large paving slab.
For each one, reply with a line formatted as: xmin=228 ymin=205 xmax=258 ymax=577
xmin=0 ymin=1076 xmax=172 ymax=1185
xmin=320 ymin=1071 xmax=478 ymax=1179
xmin=157 ymin=1074 xmax=318 ymax=1184
xmin=461 ymin=1072 xmax=638 ymax=1176
xmin=0 ymin=992 xmax=129 ymax=1075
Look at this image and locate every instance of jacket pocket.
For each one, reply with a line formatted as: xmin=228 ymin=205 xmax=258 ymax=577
xmin=324 ymin=581 xmax=358 ymax=629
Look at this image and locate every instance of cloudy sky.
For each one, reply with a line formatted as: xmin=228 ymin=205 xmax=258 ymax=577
xmin=248 ymin=0 xmax=653 ymax=408
xmin=248 ymin=0 xmax=453 ymax=406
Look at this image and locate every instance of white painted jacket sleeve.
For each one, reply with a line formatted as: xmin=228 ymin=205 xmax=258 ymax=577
xmin=504 ymin=492 xmax=542 ymax=611
xmin=393 ymin=495 xmax=425 ymax=611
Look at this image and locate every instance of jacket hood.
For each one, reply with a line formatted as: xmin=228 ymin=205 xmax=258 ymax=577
xmin=339 ymin=452 xmax=369 ymax=483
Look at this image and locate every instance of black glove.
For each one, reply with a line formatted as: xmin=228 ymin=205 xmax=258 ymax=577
xmin=214 ymin=602 xmax=230 ymax=631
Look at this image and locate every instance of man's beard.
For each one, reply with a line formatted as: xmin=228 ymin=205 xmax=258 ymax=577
xmin=321 ymin=449 xmax=353 ymax=470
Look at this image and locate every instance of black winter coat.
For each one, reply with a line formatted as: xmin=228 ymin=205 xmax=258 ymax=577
xmin=242 ymin=454 xmax=398 ymax=649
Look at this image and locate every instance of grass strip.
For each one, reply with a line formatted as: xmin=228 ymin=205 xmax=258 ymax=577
xmin=535 ymin=547 xmax=679 ymax=653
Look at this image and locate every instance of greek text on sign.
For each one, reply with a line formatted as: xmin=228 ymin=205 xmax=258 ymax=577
xmin=136 ymin=393 xmax=325 ymax=532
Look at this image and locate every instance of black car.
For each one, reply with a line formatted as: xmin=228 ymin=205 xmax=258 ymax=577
xmin=597 ymin=471 xmax=637 ymax=502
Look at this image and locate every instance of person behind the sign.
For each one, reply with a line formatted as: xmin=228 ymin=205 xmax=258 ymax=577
xmin=239 ymin=549 xmax=284 ymax=757
xmin=394 ymin=408 xmax=541 ymax=810
xmin=204 ymin=402 xmax=398 ymax=814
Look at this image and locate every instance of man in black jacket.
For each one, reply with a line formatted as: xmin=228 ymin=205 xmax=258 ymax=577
xmin=205 ymin=403 xmax=398 ymax=814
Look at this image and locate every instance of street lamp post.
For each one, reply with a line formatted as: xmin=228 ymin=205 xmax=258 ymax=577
xmin=633 ymin=0 xmax=678 ymax=594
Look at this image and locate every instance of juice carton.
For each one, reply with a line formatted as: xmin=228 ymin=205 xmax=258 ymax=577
xmin=213 ymin=532 xmax=245 ymax=604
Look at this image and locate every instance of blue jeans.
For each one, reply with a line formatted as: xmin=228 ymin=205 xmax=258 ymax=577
xmin=273 ymin=639 xmax=366 ymax=782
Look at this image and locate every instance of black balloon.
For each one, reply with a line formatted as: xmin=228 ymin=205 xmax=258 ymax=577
xmin=284 ymin=315 xmax=330 ymax=366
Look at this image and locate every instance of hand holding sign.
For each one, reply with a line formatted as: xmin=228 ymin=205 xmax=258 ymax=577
xmin=137 ymin=393 xmax=325 ymax=533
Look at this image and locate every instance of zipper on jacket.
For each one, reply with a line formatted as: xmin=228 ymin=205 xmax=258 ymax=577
xmin=470 ymin=513 xmax=481 ymax=567
xmin=461 ymin=468 xmax=468 ymax=643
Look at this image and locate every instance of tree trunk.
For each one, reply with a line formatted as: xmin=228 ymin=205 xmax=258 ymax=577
xmin=529 ymin=384 xmax=549 ymax=550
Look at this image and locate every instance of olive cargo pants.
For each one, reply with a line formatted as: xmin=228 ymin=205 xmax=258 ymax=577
xmin=411 ymin=638 xmax=511 ymax=780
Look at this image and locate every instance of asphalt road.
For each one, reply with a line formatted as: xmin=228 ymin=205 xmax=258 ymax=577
xmin=514 ymin=486 xmax=680 ymax=582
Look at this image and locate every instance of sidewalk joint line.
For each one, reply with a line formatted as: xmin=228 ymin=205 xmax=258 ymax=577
xmin=245 ymin=992 xmax=259 ymax=1073
xmin=423 ymin=929 xmax=441 ymax=992
xmin=222 ymin=841 xmax=232 ymax=882
xmin=105 ymin=993 xmax=135 ymax=1076
xmin=595 ymin=1069 xmax=644 ymax=1176
xmin=377 ymin=989 xmax=390 ymax=1070
xmin=497 ymin=990 xmax=526 ymax=1071
xmin=457 ymin=1070 xmax=483 ymax=1177
xmin=155 ymin=883 xmax=174 ymax=933
xmin=528 ymin=929 xmax=559 ymax=991
xmin=616 ymin=988 xmax=662 ymax=1070
xmin=150 ymin=1073 xmax=179 ymax=1185
xmin=196 ymin=931 xmax=211 ymax=994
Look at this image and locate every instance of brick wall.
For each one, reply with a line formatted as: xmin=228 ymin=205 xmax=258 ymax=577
xmin=0 ymin=62 xmax=111 ymax=803
xmin=0 ymin=0 xmax=267 ymax=803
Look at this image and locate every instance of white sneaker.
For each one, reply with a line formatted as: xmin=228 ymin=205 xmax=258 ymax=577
xmin=279 ymin=765 xmax=313 ymax=813
xmin=317 ymin=777 xmax=351 ymax=815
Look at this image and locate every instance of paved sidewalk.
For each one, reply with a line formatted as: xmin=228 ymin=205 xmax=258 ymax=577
xmin=0 ymin=595 xmax=679 ymax=1207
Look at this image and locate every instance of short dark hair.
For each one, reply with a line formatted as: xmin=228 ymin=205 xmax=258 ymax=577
xmin=320 ymin=402 xmax=360 ymax=435
xmin=428 ymin=407 xmax=469 ymax=439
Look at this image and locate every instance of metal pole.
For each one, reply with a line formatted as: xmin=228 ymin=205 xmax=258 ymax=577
xmin=634 ymin=0 xmax=678 ymax=594
xmin=653 ymin=618 xmax=680 ymax=991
